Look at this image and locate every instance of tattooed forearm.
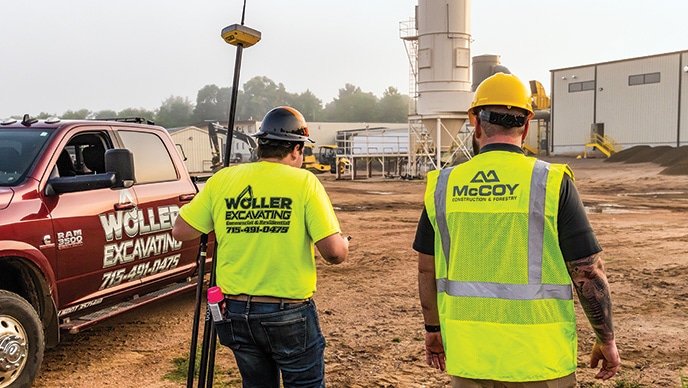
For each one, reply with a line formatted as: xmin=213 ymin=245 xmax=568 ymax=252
xmin=566 ymin=253 xmax=615 ymax=343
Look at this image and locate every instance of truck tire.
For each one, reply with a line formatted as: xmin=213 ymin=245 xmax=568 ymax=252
xmin=0 ymin=290 xmax=44 ymax=388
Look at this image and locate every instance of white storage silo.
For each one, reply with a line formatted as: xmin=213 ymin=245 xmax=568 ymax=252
xmin=416 ymin=0 xmax=472 ymax=114
xmin=472 ymin=54 xmax=509 ymax=91
xmin=413 ymin=0 xmax=473 ymax=169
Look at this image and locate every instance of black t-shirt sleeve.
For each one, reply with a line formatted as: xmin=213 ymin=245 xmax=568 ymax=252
xmin=557 ymin=174 xmax=602 ymax=261
xmin=413 ymin=207 xmax=435 ymax=255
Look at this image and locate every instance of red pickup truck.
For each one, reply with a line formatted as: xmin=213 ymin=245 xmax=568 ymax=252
xmin=0 ymin=115 xmax=210 ymax=387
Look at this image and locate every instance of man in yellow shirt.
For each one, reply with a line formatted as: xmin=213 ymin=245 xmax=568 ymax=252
xmin=414 ymin=73 xmax=620 ymax=387
xmin=173 ymin=106 xmax=349 ymax=387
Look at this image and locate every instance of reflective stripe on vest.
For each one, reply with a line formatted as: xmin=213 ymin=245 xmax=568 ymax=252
xmin=433 ymin=159 xmax=573 ymax=301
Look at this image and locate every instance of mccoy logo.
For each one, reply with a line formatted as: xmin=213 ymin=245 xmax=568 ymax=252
xmin=452 ymin=170 xmax=519 ymax=202
xmin=470 ymin=170 xmax=499 ymax=183
xmin=225 ymin=185 xmax=292 ymax=221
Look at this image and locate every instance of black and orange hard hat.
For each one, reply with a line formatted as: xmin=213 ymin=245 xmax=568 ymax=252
xmin=252 ymin=106 xmax=314 ymax=143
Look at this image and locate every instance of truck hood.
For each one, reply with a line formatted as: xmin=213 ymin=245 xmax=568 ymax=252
xmin=0 ymin=187 xmax=14 ymax=210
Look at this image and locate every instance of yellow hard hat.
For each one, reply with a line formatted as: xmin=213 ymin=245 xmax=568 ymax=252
xmin=469 ymin=73 xmax=533 ymax=124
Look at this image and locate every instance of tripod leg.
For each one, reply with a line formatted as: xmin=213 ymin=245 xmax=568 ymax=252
xmin=186 ymin=234 xmax=208 ymax=388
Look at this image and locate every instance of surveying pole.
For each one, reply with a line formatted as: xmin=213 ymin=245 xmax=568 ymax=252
xmin=187 ymin=2 xmax=261 ymax=387
xmin=219 ymin=23 xmax=261 ymax=168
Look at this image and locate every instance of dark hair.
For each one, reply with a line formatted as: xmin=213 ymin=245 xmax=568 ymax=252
xmin=256 ymin=139 xmax=303 ymax=159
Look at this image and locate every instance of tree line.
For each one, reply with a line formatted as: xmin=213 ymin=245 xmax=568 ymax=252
xmin=24 ymin=76 xmax=410 ymax=129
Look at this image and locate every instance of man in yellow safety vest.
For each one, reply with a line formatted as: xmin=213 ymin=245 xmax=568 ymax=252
xmin=414 ymin=73 xmax=620 ymax=387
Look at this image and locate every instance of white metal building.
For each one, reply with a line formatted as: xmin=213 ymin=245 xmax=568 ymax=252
xmin=551 ymin=50 xmax=688 ymax=155
xmin=168 ymin=121 xmax=406 ymax=173
xmin=168 ymin=121 xmax=258 ymax=173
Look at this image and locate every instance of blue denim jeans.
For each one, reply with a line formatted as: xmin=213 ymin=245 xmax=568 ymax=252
xmin=214 ymin=298 xmax=326 ymax=388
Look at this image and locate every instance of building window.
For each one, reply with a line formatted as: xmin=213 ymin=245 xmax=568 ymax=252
xmin=568 ymin=80 xmax=595 ymax=93
xmin=581 ymin=80 xmax=595 ymax=90
xmin=629 ymin=72 xmax=660 ymax=86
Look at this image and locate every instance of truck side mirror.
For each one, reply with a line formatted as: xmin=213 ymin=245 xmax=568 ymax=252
xmin=44 ymin=149 xmax=136 ymax=196
xmin=45 ymin=173 xmax=117 ymax=196
xmin=105 ymin=149 xmax=136 ymax=188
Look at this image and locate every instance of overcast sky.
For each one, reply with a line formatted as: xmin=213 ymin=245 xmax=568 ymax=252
xmin=2 ymin=0 xmax=688 ymax=119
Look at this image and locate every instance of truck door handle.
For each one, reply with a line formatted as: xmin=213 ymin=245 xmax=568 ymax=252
xmin=179 ymin=194 xmax=195 ymax=202
xmin=114 ymin=202 xmax=136 ymax=211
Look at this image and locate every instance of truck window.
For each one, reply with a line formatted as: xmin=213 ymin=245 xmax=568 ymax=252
xmin=0 ymin=129 xmax=54 ymax=186
xmin=118 ymin=131 xmax=177 ymax=184
xmin=64 ymin=132 xmax=111 ymax=175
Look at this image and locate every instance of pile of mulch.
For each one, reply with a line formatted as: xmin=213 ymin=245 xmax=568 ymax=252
xmin=655 ymin=146 xmax=688 ymax=166
xmin=605 ymin=145 xmax=651 ymax=163
xmin=605 ymin=145 xmax=688 ymax=175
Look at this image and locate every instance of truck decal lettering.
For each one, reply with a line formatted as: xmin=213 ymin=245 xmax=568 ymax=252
xmin=100 ymin=212 xmax=126 ymax=241
xmin=103 ymin=232 xmax=182 ymax=268
xmin=57 ymin=229 xmax=84 ymax=250
xmin=58 ymin=298 xmax=104 ymax=317
xmin=100 ymin=254 xmax=181 ymax=290
xmin=123 ymin=210 xmax=139 ymax=238
xmin=100 ymin=205 xmax=180 ymax=241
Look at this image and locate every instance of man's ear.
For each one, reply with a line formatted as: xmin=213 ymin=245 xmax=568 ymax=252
xmin=521 ymin=120 xmax=530 ymax=142
xmin=474 ymin=119 xmax=482 ymax=139
xmin=292 ymin=144 xmax=304 ymax=159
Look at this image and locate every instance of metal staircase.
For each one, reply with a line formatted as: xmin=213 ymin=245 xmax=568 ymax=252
xmin=584 ymin=133 xmax=621 ymax=158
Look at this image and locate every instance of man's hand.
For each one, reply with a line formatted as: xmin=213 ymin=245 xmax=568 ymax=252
xmin=567 ymin=254 xmax=620 ymax=380
xmin=591 ymin=339 xmax=620 ymax=380
xmin=424 ymin=331 xmax=446 ymax=371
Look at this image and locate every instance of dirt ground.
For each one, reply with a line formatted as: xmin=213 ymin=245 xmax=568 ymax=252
xmin=34 ymin=148 xmax=688 ymax=388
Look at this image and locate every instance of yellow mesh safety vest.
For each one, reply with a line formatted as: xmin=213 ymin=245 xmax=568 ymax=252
xmin=180 ymin=161 xmax=341 ymax=299
xmin=424 ymin=151 xmax=577 ymax=381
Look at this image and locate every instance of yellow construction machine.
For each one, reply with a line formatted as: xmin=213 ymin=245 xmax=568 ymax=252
xmin=529 ymin=80 xmax=550 ymax=110
xmin=207 ymin=122 xmax=257 ymax=172
xmin=303 ymin=144 xmax=350 ymax=174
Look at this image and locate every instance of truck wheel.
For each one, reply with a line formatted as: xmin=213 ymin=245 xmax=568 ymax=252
xmin=0 ymin=290 xmax=44 ymax=388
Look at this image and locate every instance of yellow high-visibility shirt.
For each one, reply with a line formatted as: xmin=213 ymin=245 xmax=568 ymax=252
xmin=180 ymin=161 xmax=340 ymax=299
